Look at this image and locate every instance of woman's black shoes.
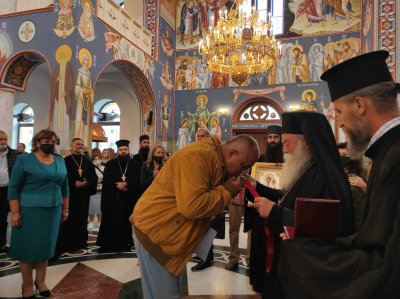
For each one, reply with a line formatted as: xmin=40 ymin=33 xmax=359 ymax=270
xmin=34 ymin=282 xmax=52 ymax=297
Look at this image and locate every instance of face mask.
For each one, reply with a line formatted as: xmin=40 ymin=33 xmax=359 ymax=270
xmin=93 ymin=160 xmax=102 ymax=166
xmin=153 ymin=156 xmax=164 ymax=164
xmin=40 ymin=144 xmax=55 ymax=155
xmin=0 ymin=144 xmax=7 ymax=151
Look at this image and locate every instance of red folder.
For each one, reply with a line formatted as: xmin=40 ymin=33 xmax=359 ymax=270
xmin=285 ymin=198 xmax=340 ymax=242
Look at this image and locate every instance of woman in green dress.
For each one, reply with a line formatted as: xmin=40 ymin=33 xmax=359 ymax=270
xmin=8 ymin=130 xmax=69 ymax=298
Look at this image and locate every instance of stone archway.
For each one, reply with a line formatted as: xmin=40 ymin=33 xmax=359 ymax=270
xmin=0 ymin=50 xmax=49 ymax=91
xmin=94 ymin=59 xmax=156 ymax=150
xmin=0 ymin=50 xmax=51 ymax=140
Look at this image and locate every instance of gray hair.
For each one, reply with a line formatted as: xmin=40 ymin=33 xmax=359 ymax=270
xmin=196 ymin=127 xmax=210 ymax=137
xmin=343 ymin=81 xmax=399 ymax=116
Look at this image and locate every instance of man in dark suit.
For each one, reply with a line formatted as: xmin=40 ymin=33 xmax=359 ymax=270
xmin=0 ymin=131 xmax=18 ymax=253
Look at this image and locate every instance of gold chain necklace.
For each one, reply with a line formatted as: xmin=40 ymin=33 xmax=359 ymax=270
xmin=70 ymin=154 xmax=83 ymax=177
xmin=118 ymin=157 xmax=129 ymax=182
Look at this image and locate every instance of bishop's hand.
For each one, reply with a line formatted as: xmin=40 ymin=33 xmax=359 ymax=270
xmin=254 ymin=197 xmax=275 ymax=218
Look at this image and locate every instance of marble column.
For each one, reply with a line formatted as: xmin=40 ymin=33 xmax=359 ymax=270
xmin=0 ymin=89 xmax=15 ymax=138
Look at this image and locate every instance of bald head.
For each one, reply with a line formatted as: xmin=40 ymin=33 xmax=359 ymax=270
xmin=220 ymin=135 xmax=260 ymax=178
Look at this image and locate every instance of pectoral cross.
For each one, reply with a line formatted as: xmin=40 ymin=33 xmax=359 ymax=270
xmin=121 ymin=174 xmax=126 ymax=182
xmin=78 ymin=168 xmax=83 ymax=177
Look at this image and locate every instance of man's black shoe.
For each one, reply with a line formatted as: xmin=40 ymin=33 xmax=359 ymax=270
xmin=191 ymin=261 xmax=212 ymax=272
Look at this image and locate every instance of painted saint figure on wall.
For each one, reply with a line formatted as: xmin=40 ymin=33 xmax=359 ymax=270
xmin=54 ymin=0 xmax=75 ymax=38
xmin=296 ymin=0 xmax=325 ymax=26
xmin=210 ymin=116 xmax=222 ymax=141
xmin=187 ymin=94 xmax=215 ymax=136
xmin=161 ymin=93 xmax=170 ymax=149
xmin=74 ymin=48 xmax=93 ymax=145
xmin=50 ymin=44 xmax=74 ymax=139
xmin=179 ymin=0 xmax=196 ymax=46
xmin=78 ymin=0 xmax=95 ymax=42
xmin=161 ymin=26 xmax=174 ymax=56
xmin=308 ymin=43 xmax=324 ymax=81
xmin=160 ymin=60 xmax=173 ymax=89
xmin=291 ymin=45 xmax=310 ymax=83
xmin=299 ymin=89 xmax=319 ymax=112
xmin=177 ymin=118 xmax=192 ymax=150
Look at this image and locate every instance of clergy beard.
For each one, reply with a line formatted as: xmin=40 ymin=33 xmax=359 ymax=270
xmin=343 ymin=121 xmax=370 ymax=160
xmin=264 ymin=142 xmax=283 ymax=163
xmin=119 ymin=154 xmax=129 ymax=161
xmin=281 ymin=143 xmax=312 ymax=191
xmin=139 ymin=147 xmax=150 ymax=161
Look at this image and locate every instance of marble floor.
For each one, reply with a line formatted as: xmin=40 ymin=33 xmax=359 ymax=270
xmin=0 ymin=220 xmax=260 ymax=299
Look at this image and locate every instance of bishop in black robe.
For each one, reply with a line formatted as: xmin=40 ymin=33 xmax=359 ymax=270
xmin=279 ymin=126 xmax=400 ymax=298
xmin=252 ymin=112 xmax=354 ymax=298
xmin=63 ymin=154 xmax=97 ymax=252
xmin=278 ymin=51 xmax=400 ymax=299
xmin=96 ymin=154 xmax=141 ymax=252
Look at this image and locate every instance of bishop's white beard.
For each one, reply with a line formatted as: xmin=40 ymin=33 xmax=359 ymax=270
xmin=281 ymin=143 xmax=312 ymax=191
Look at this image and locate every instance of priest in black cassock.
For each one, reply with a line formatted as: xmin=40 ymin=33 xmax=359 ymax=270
xmin=132 ymin=134 xmax=151 ymax=167
xmin=251 ymin=111 xmax=354 ymax=298
xmin=258 ymin=125 xmax=284 ymax=163
xmin=63 ymin=138 xmax=97 ymax=253
xmin=97 ymin=139 xmax=141 ymax=252
xmin=278 ymin=51 xmax=400 ymax=299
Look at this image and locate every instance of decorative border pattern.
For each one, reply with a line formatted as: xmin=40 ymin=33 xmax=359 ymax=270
xmin=145 ymin=0 xmax=158 ymax=59
xmin=377 ymin=0 xmax=398 ymax=80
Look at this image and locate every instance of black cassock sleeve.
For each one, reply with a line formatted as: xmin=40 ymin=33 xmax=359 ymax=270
xmin=100 ymin=161 xmax=117 ymax=213
xmin=126 ymin=159 xmax=141 ymax=202
xmin=140 ymin=164 xmax=154 ymax=191
xmin=85 ymin=160 xmax=98 ymax=195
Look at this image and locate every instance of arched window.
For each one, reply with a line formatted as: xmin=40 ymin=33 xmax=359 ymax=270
xmin=16 ymin=105 xmax=34 ymax=152
xmin=94 ymin=100 xmax=120 ymax=151
xmin=243 ymin=0 xmax=284 ymax=35
xmin=237 ymin=101 xmax=281 ymax=124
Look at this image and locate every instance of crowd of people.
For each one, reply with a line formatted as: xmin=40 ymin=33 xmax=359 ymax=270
xmin=0 ymin=50 xmax=399 ymax=299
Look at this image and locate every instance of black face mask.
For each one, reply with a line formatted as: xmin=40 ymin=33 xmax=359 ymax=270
xmin=40 ymin=144 xmax=55 ymax=155
xmin=153 ymin=156 xmax=164 ymax=164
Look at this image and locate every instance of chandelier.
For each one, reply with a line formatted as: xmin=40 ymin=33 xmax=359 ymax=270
xmin=199 ymin=0 xmax=281 ymax=86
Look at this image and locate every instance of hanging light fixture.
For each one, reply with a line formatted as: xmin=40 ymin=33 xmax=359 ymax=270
xmin=199 ymin=0 xmax=281 ymax=86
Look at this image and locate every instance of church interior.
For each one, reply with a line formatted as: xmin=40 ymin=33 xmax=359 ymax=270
xmin=0 ymin=0 xmax=399 ymax=298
